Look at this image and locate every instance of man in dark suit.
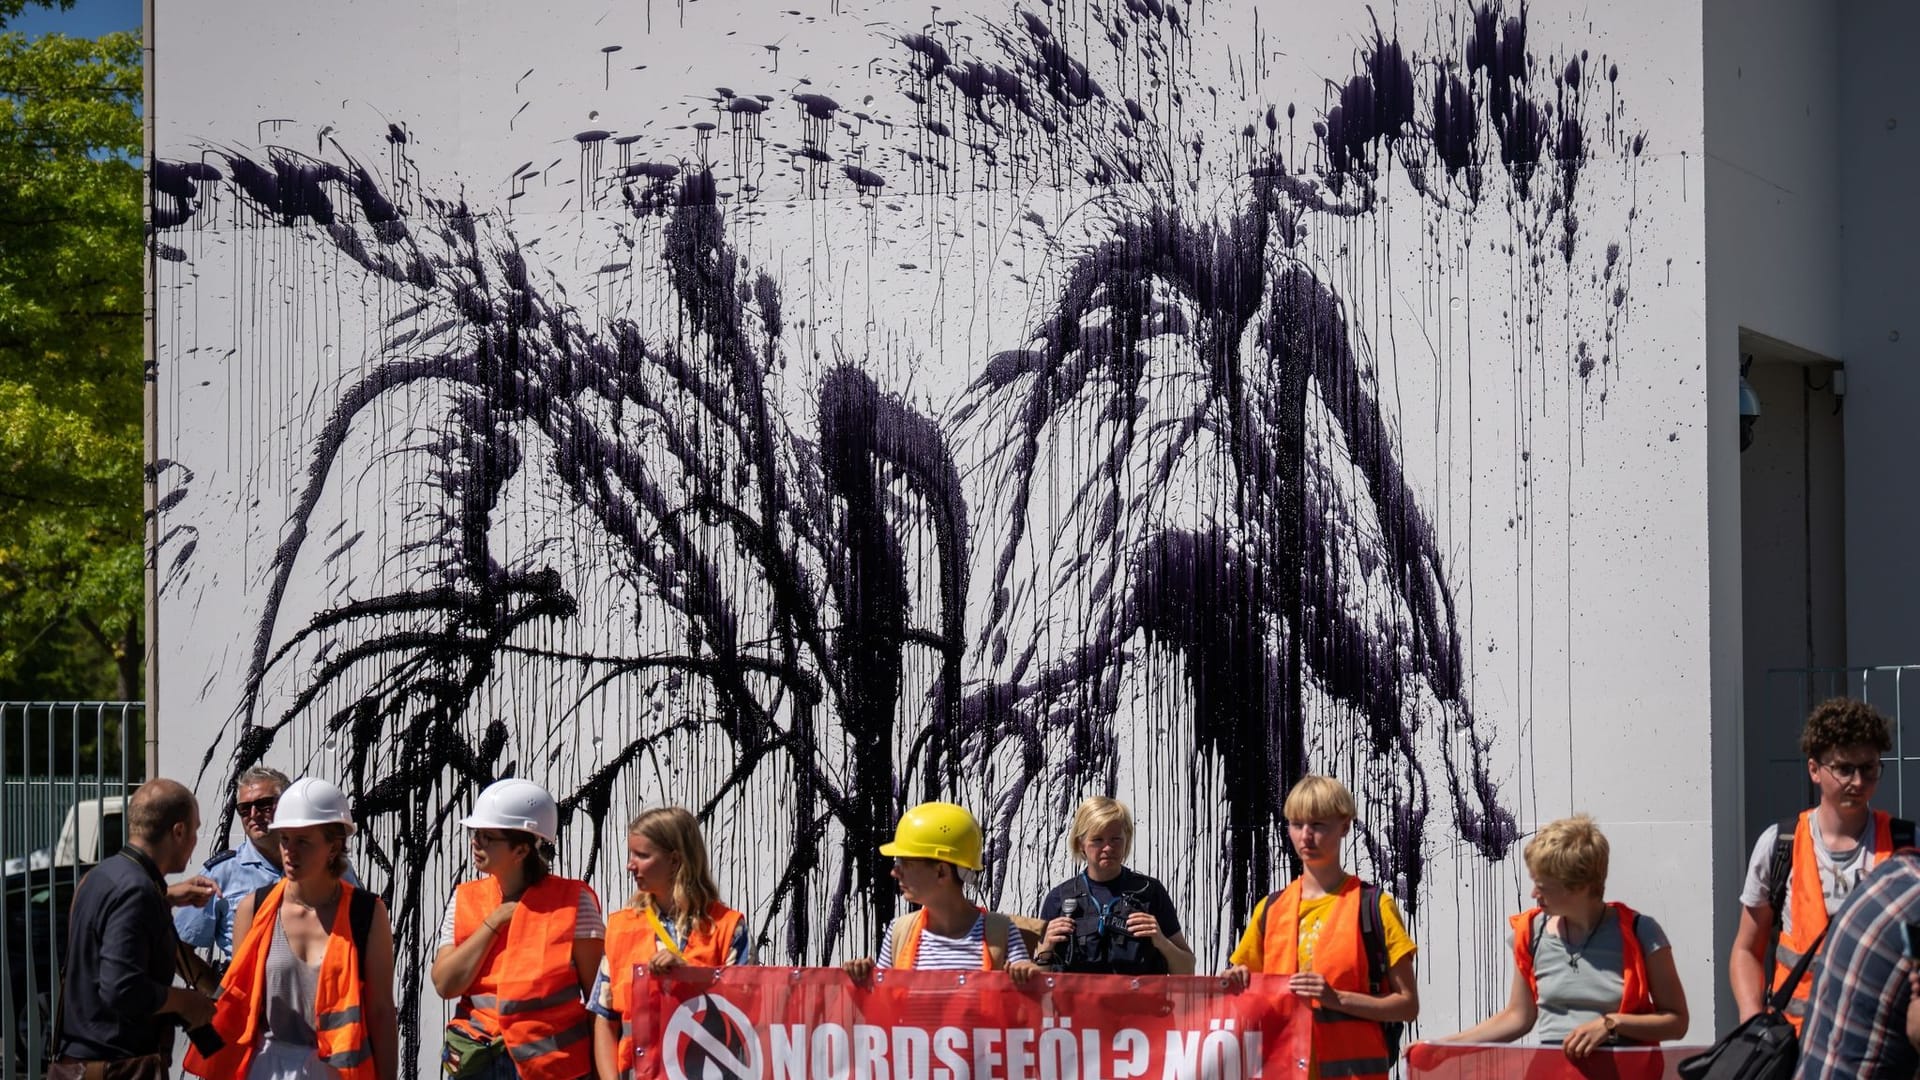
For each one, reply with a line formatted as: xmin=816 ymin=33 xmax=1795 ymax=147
xmin=50 ymin=778 xmax=218 ymax=1078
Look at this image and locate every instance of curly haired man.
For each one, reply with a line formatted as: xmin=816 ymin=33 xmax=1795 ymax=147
xmin=1728 ymin=698 xmax=1912 ymax=1030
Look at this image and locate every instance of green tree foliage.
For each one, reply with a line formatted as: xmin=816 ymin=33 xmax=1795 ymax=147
xmin=0 ymin=6 xmax=144 ymax=703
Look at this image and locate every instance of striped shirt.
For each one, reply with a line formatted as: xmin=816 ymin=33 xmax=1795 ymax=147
xmin=1796 ymin=851 xmax=1920 ymax=1079
xmin=877 ymin=912 xmax=1032 ymax=970
xmin=434 ymin=884 xmax=606 ymax=952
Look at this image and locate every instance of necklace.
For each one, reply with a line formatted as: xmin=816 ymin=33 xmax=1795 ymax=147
xmin=286 ymin=881 xmax=343 ymax=912
xmin=1562 ymin=909 xmax=1609 ymax=969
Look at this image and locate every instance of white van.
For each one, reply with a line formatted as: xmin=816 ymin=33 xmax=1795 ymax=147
xmin=2 ymin=797 xmax=128 ymax=875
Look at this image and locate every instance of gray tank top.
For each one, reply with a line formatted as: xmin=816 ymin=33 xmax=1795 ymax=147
xmin=262 ymin=904 xmax=329 ymax=1046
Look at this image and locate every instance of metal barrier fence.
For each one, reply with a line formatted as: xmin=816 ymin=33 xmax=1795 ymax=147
xmin=1763 ymin=666 xmax=1920 ymax=819
xmin=1 ymin=702 xmax=144 ymax=1080
xmin=3 ymin=777 xmax=135 ymax=871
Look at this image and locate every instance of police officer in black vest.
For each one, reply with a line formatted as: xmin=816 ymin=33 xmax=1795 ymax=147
xmin=1033 ymin=797 xmax=1193 ymax=975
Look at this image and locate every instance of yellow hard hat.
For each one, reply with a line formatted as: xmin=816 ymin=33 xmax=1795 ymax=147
xmin=879 ymin=801 xmax=984 ymax=870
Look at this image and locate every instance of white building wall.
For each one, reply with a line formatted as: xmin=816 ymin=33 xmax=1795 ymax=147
xmin=148 ymin=0 xmax=1714 ymax=1069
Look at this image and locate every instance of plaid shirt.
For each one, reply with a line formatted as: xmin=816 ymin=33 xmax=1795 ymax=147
xmin=1795 ymin=850 xmax=1920 ymax=1079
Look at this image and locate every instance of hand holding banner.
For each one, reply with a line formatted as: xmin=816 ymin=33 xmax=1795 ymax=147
xmin=629 ymin=968 xmax=1311 ymax=1080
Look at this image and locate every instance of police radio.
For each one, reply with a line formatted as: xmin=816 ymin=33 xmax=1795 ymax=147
xmin=1053 ymin=896 xmax=1082 ymax=969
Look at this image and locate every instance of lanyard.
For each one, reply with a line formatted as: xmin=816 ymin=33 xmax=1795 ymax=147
xmin=1081 ymin=872 xmax=1123 ymax=933
xmin=644 ymin=907 xmax=684 ymax=958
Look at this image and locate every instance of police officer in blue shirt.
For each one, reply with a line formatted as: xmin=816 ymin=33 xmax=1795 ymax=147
xmin=172 ymin=765 xmax=359 ymax=960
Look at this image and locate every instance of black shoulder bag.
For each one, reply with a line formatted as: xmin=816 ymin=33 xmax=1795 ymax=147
xmin=1675 ymin=921 xmax=1824 ymax=1080
xmin=1677 ymin=819 xmax=1818 ymax=1080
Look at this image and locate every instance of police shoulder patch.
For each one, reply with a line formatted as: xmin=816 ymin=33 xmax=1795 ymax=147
xmin=203 ymin=848 xmax=239 ymax=870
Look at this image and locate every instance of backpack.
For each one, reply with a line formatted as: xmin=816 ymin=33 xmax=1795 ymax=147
xmin=1257 ymin=881 xmax=1403 ymax=1058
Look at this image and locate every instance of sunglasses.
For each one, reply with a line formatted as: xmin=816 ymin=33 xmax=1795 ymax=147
xmin=237 ymin=796 xmax=279 ymax=818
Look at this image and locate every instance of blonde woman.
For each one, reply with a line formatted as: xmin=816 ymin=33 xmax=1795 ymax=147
xmin=1429 ymin=815 xmax=1687 ymax=1059
xmin=1034 ymin=797 xmax=1194 ymax=974
xmin=591 ymin=808 xmax=749 ymax=1080
xmin=1223 ymin=775 xmax=1418 ymax=1080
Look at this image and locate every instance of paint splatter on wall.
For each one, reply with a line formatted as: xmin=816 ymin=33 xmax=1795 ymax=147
xmin=152 ymin=0 xmax=1707 ymax=1065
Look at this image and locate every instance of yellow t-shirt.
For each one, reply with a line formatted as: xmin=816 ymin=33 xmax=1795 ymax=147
xmin=1229 ymin=889 xmax=1416 ymax=1080
xmin=1228 ymin=889 xmax=1416 ymax=972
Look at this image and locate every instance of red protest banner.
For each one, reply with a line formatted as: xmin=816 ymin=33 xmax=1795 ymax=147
xmin=629 ymin=968 xmax=1311 ymax=1080
xmin=1404 ymin=1040 xmax=1706 ymax=1080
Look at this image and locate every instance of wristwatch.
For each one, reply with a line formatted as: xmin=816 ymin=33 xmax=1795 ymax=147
xmin=1602 ymin=1014 xmax=1619 ymax=1041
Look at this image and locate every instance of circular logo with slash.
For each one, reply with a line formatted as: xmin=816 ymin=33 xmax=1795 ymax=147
xmin=663 ymin=993 xmax=761 ymax=1080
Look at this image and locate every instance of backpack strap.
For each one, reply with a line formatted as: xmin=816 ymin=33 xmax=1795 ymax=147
xmin=1892 ymin=817 xmax=1916 ymax=851
xmin=1356 ymin=882 xmax=1407 ymax=1060
xmin=1255 ymin=889 xmax=1283 ymax=943
xmin=1765 ymin=816 xmax=1797 ymax=919
xmin=1763 ymin=815 xmax=1798 ymax=981
xmin=983 ymin=912 xmax=1012 ymax=970
xmin=886 ymin=912 xmax=920 ymax=969
xmin=1357 ymin=882 xmax=1389 ymax=995
xmin=348 ymin=884 xmax=378 ymax=971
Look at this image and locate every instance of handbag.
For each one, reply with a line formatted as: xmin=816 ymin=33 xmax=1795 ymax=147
xmin=443 ymin=1017 xmax=509 ymax=1078
xmin=1676 ymin=924 xmax=1827 ymax=1080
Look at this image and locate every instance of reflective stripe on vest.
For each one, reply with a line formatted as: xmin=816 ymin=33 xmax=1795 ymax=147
xmin=182 ymin=880 xmax=377 ymax=1080
xmin=453 ymin=874 xmax=598 ymax=1080
xmin=507 ymin=1015 xmax=596 ymax=1063
xmin=1259 ymin=878 xmax=1391 ymax=1080
xmin=1510 ymin=902 xmax=1653 ymax=1019
xmin=1775 ymin=809 xmax=1895 ymax=1029
xmin=607 ymin=903 xmax=746 ymax=1079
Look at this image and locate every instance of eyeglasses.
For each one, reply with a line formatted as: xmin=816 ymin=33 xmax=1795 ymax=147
xmin=472 ymin=831 xmax=514 ymax=847
xmin=1821 ymin=760 xmax=1885 ymax=783
xmin=237 ymin=797 xmax=279 ymax=818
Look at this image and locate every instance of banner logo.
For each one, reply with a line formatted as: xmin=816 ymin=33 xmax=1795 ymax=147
xmin=663 ymin=993 xmax=762 ymax=1080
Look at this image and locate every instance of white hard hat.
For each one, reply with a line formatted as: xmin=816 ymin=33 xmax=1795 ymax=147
xmin=461 ymin=778 xmax=558 ymax=844
xmin=272 ymin=777 xmax=357 ymax=836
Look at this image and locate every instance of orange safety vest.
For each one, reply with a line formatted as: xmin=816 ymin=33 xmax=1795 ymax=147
xmin=603 ymin=902 xmax=746 ymax=1080
xmin=887 ymin=908 xmax=1013 ymax=970
xmin=452 ymin=874 xmax=597 ymax=1080
xmin=1261 ymin=877 xmax=1392 ymax=1080
xmin=183 ymin=880 xmax=375 ymax=1079
xmin=1774 ymin=809 xmax=1896 ymax=1030
xmin=1511 ymin=903 xmax=1654 ymax=1023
